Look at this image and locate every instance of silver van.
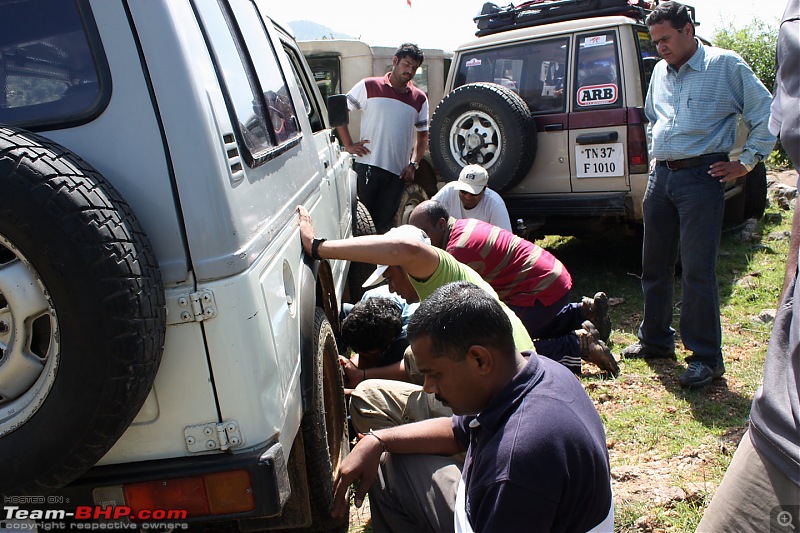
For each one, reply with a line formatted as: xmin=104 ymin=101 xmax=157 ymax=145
xmin=0 ymin=0 xmax=354 ymax=530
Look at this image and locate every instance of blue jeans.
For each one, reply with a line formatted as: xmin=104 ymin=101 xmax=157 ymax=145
xmin=639 ymin=163 xmax=725 ymax=366
xmin=510 ymin=291 xmax=584 ymax=366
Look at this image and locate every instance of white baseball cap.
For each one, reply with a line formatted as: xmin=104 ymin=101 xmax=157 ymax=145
xmin=453 ymin=164 xmax=489 ymax=195
xmin=362 ymin=225 xmax=431 ymax=288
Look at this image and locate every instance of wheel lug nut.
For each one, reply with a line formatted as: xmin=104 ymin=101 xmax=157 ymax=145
xmin=0 ymin=321 xmax=8 ymax=333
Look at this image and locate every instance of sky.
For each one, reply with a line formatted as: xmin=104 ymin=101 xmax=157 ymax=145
xmin=269 ymin=0 xmax=789 ymax=51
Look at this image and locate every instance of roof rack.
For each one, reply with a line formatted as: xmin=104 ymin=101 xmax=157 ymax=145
xmin=474 ymin=0 xmax=696 ymax=37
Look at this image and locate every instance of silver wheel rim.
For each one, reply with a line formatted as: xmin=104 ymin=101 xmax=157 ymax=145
xmin=0 ymin=234 xmax=59 ymax=436
xmin=399 ymin=189 xmax=424 ymax=226
xmin=448 ymin=109 xmax=503 ymax=169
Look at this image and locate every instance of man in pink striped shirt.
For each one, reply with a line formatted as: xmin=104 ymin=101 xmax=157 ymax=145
xmin=410 ymin=200 xmax=619 ymax=375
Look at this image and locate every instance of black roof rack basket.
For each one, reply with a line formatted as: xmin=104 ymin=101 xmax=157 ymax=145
xmin=474 ymin=1 xmax=694 ymax=37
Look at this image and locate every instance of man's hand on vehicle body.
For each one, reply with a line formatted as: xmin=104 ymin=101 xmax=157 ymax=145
xmin=332 ymin=433 xmax=384 ymax=517
xmin=339 ymin=355 xmax=366 ymax=389
xmin=297 ymin=206 xmax=315 ymax=255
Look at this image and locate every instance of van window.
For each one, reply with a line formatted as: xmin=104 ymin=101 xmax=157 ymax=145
xmin=574 ymin=31 xmax=622 ymax=109
xmin=0 ymin=0 xmax=106 ymax=128
xmin=199 ymin=0 xmax=300 ymax=164
xmin=453 ymin=38 xmax=569 ymax=114
xmin=635 ymin=28 xmax=659 ymax=97
xmin=306 ymin=56 xmax=341 ymax=101
xmin=284 ymin=45 xmax=325 ymax=133
xmin=233 ymin=1 xmax=300 ymax=146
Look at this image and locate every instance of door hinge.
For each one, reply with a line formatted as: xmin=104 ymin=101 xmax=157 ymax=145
xmin=167 ymin=289 xmax=217 ymax=325
xmin=184 ymin=420 xmax=243 ymax=453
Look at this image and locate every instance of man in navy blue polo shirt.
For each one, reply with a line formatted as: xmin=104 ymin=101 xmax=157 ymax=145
xmin=331 ymin=281 xmax=613 ymax=532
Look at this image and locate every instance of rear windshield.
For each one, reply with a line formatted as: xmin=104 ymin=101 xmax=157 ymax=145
xmin=453 ymin=37 xmax=570 ymax=114
xmin=0 ymin=0 xmax=107 ymax=129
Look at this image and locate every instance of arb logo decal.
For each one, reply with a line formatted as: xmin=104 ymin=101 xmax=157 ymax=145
xmin=577 ymin=83 xmax=618 ymax=106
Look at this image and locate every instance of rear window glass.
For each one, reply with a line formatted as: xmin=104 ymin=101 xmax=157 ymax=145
xmin=199 ymin=0 xmax=302 ymax=164
xmin=574 ymin=31 xmax=622 ymax=110
xmin=454 ymin=37 xmax=569 ymax=114
xmin=636 ymin=28 xmax=659 ymax=97
xmin=0 ymin=0 xmax=106 ymax=128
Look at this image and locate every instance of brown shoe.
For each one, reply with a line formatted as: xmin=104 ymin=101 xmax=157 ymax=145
xmin=575 ymin=321 xmax=620 ymax=376
xmin=581 ymin=292 xmax=611 ymax=342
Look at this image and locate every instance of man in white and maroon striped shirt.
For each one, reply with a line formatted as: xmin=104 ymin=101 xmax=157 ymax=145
xmin=336 ymin=43 xmax=429 ymax=234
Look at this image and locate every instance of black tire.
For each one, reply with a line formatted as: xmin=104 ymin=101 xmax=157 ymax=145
xmin=346 ymin=202 xmax=377 ymax=302
xmin=303 ymin=308 xmax=350 ymax=530
xmin=394 ymin=183 xmax=429 ymax=227
xmin=0 ymin=126 xmax=166 ymax=495
xmin=430 ymin=82 xmax=537 ymax=192
xmin=743 ymin=161 xmax=768 ymax=220
xmin=724 ymin=162 xmax=768 ymax=225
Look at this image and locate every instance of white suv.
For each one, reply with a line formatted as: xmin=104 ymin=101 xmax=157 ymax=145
xmin=431 ymin=0 xmax=766 ymax=235
xmin=0 ymin=0 xmax=354 ymax=530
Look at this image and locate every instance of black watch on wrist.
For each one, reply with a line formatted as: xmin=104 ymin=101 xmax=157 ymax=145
xmin=409 ymin=161 xmax=419 ymax=170
xmin=311 ymin=238 xmax=327 ymax=260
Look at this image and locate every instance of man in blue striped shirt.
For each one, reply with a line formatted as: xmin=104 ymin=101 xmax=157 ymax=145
xmin=622 ymin=1 xmax=775 ymax=388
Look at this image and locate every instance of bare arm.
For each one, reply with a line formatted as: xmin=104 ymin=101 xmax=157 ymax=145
xmin=336 ymin=125 xmax=371 ymax=157
xmin=340 ymin=357 xmax=408 ymax=388
xmin=413 ymin=130 xmax=429 ymax=164
xmin=399 ymin=130 xmax=430 ymax=184
xmin=331 ymin=417 xmax=461 ymax=517
xmin=297 ymin=206 xmax=440 ymax=280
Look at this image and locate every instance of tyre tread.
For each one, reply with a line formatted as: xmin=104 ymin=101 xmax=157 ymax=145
xmin=0 ymin=126 xmax=165 ymax=495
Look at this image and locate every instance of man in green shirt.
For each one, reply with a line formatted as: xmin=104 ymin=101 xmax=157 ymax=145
xmin=297 ymin=205 xmax=534 ymax=431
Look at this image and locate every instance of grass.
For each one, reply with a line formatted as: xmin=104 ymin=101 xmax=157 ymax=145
xmin=348 ymin=195 xmax=794 ymax=533
xmin=553 ymin=200 xmax=792 ymax=532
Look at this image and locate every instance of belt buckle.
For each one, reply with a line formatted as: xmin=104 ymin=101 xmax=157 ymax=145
xmin=666 ymin=160 xmax=679 ymax=171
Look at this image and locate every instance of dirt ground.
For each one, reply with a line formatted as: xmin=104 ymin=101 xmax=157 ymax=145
xmin=771 ymin=168 xmax=799 ymax=187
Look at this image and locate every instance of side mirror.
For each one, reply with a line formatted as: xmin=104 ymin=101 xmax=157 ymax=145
xmin=327 ymin=94 xmax=349 ymax=128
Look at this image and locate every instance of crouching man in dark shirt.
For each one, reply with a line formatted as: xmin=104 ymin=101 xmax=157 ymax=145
xmin=331 ymin=281 xmax=614 ymax=532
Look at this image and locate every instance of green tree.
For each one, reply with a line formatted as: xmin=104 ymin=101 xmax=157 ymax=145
xmin=712 ymin=19 xmax=777 ymax=93
xmin=713 ymin=19 xmax=788 ymax=168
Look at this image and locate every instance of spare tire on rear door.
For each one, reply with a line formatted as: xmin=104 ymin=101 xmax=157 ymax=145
xmin=430 ymin=82 xmax=537 ymax=192
xmin=0 ymin=126 xmax=166 ymax=495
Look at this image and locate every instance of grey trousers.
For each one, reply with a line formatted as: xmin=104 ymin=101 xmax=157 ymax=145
xmin=369 ymin=452 xmax=462 ymax=533
xmin=696 ymin=430 xmax=800 ymax=532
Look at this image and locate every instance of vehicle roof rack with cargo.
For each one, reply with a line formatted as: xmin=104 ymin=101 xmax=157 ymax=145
xmin=474 ymin=0 xmax=696 ymax=37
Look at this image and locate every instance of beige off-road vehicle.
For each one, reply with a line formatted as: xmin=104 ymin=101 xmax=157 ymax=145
xmin=430 ymin=0 xmax=766 ymax=236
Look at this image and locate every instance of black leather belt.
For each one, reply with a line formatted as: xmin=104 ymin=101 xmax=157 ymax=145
xmin=658 ymin=153 xmax=729 ymax=170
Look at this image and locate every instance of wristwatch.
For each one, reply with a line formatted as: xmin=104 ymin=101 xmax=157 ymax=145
xmin=311 ymin=238 xmax=327 ymax=260
xmin=408 ymin=161 xmax=419 ymax=170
